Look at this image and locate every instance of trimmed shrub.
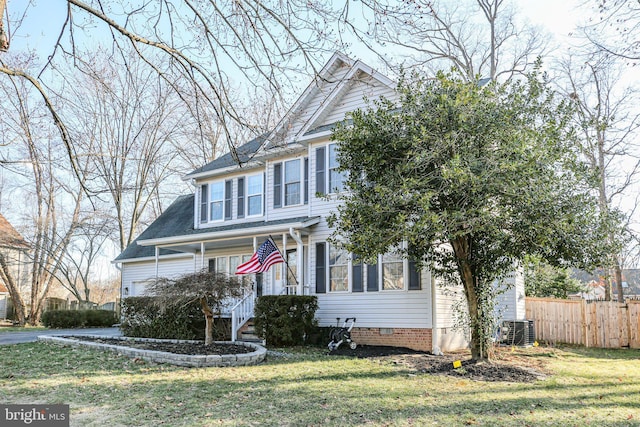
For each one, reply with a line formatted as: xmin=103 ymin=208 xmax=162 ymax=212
xmin=120 ymin=296 xmax=230 ymax=341
xmin=41 ymin=310 xmax=118 ymax=328
xmin=254 ymin=295 xmax=318 ymax=346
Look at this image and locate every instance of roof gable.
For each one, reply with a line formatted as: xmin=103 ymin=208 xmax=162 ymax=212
xmin=0 ymin=213 xmax=29 ymax=250
xmin=184 ymin=52 xmax=396 ymax=179
xmin=265 ymin=52 xmax=396 ymax=147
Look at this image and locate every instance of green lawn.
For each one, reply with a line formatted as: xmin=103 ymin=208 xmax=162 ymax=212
xmin=0 ymin=343 xmax=639 ymax=426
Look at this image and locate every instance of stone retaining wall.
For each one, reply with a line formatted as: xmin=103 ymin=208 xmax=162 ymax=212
xmin=38 ymin=335 xmax=266 ymax=367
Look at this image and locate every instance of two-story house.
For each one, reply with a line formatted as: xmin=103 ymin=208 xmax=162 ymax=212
xmin=113 ymin=52 xmax=526 ymax=352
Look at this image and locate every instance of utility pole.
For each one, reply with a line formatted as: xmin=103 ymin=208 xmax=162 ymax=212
xmin=0 ymin=0 xmax=8 ymax=52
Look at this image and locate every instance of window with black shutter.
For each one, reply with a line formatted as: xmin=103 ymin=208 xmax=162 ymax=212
xmin=200 ymin=184 xmax=208 ymax=223
xmin=304 ymin=157 xmax=309 ymax=204
xmin=315 ymin=242 xmax=326 ymax=294
xmin=224 ymin=180 xmax=232 ymax=220
xmin=237 ymin=177 xmax=245 ymax=218
xmin=273 ymin=163 xmax=282 ymax=208
xmin=408 ymin=259 xmax=421 ymax=290
xmin=352 ymin=256 xmax=363 ymax=292
xmin=367 ymin=262 xmax=379 ymax=292
xmin=316 ymin=146 xmax=325 ymax=195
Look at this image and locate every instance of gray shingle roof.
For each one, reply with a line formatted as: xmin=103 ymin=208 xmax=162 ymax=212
xmin=186 ymin=135 xmax=266 ymax=177
xmin=114 ymin=194 xmax=195 ymax=261
xmin=114 ymin=193 xmax=318 ymax=262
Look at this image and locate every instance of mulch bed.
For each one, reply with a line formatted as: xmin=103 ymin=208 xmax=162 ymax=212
xmin=66 ymin=336 xmax=546 ymax=382
xmin=63 ymin=336 xmax=252 ymax=355
xmin=328 ymin=344 xmax=547 ymax=383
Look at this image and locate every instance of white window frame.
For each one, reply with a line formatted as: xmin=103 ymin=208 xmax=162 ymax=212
xmin=380 ymin=252 xmax=405 ymax=291
xmin=209 ymin=181 xmax=225 ymax=222
xmin=328 ymin=143 xmax=346 ymax=193
xmin=284 ymin=159 xmax=302 ymax=206
xmin=328 ymin=243 xmax=350 ymax=292
xmin=246 ymin=173 xmax=264 ymax=217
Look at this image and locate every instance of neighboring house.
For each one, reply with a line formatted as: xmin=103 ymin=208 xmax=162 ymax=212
xmin=114 ymin=53 xmax=526 ymax=352
xmin=0 ymin=213 xmax=30 ymax=320
xmin=0 ymin=282 xmax=8 ymax=320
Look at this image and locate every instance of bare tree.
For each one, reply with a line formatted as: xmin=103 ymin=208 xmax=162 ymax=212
xmin=339 ymin=0 xmax=547 ymax=80
xmin=59 ymin=49 xmax=196 ymax=251
xmin=0 ymin=0 xmax=341 ymax=178
xmin=0 ymin=56 xmax=90 ymax=324
xmin=586 ymin=0 xmax=640 ymax=62
xmin=558 ymin=51 xmax=640 ymax=301
xmin=55 ymin=217 xmax=114 ymax=305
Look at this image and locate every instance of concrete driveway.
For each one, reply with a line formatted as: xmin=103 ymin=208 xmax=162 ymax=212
xmin=0 ymin=327 xmax=122 ymax=345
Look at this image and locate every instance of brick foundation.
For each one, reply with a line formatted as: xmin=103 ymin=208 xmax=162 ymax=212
xmin=350 ymin=327 xmax=432 ymax=352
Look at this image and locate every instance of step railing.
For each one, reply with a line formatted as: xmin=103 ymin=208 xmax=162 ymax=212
xmin=231 ymin=291 xmax=255 ymax=342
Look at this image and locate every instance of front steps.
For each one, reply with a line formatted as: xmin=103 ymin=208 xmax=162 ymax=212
xmin=239 ymin=320 xmax=263 ymax=344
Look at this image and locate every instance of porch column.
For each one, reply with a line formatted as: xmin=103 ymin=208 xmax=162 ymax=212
xmin=201 ymin=242 xmax=206 ymax=271
xmin=282 ymin=233 xmax=287 ymax=294
xmin=289 ymin=228 xmax=304 ymax=295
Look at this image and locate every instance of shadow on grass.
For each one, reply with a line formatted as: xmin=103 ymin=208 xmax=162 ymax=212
xmin=2 ymin=342 xmax=640 ymax=426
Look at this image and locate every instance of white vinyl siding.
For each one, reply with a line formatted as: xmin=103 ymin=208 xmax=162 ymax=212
xmin=121 ymin=256 xmax=194 ymax=296
xmin=319 ymin=72 xmax=398 ymax=127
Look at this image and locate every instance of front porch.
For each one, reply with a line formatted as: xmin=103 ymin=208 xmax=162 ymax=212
xmin=132 ymin=217 xmax=319 ymax=342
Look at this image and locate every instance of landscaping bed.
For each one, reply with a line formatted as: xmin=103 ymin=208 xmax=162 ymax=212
xmin=64 ymin=336 xmax=251 ymax=355
xmin=329 ymin=344 xmax=547 ymax=382
xmin=62 ymin=335 xmax=544 ymax=382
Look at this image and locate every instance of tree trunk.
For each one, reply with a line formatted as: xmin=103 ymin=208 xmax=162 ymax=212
xmin=0 ymin=252 xmax=26 ymax=325
xmin=615 ymin=263 xmax=624 ymax=303
xmin=451 ymin=236 xmax=490 ymax=361
xmin=199 ymin=297 xmax=214 ymax=345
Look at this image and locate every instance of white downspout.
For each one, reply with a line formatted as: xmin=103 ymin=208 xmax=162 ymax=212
xmin=201 ymin=242 xmax=205 ymax=271
xmin=289 ymin=228 xmax=304 ymax=295
xmin=431 ymin=269 xmax=443 ymax=356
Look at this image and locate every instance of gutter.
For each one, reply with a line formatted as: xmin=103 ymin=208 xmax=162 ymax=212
xmin=136 ymin=217 xmax=321 ymax=247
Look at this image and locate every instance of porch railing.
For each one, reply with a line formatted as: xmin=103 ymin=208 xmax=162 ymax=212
xmin=231 ymin=291 xmax=255 ymax=342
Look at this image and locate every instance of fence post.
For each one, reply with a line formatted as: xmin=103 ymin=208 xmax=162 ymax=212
xmin=581 ymin=300 xmax=588 ymax=347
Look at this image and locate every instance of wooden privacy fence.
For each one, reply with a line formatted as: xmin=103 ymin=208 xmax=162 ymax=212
xmin=525 ymin=297 xmax=640 ymax=348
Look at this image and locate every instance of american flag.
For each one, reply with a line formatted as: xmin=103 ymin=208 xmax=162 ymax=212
xmin=235 ymin=239 xmax=285 ymax=274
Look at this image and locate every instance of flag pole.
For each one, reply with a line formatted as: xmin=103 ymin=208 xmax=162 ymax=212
xmin=268 ymin=234 xmax=299 ymax=287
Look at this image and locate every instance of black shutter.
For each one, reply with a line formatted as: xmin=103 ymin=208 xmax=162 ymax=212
xmin=316 ymin=147 xmax=325 ymax=195
xmin=208 ymin=259 xmax=215 ymax=272
xmin=367 ymin=262 xmax=378 ymax=292
xmin=315 ymin=242 xmax=326 ymax=294
xmin=408 ymin=260 xmax=421 ymax=290
xmin=237 ymin=177 xmax=245 ymax=218
xmin=224 ymin=180 xmax=232 ymax=220
xmin=273 ymin=163 xmax=282 ymax=208
xmin=304 ymin=157 xmax=309 ymax=204
xmin=352 ymin=257 xmax=363 ymax=292
xmin=255 ymin=273 xmax=263 ymax=297
xmin=200 ymin=184 xmax=208 ymax=223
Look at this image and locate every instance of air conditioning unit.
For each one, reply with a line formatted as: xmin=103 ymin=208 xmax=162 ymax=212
xmin=500 ymin=320 xmax=535 ymax=346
